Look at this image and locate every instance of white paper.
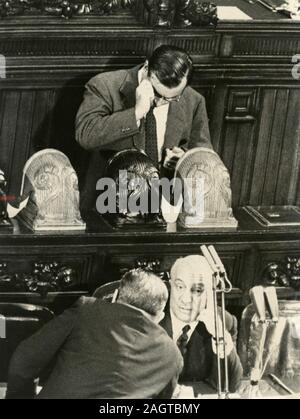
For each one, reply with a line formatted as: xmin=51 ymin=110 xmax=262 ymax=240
xmin=7 ymin=196 xmax=29 ymax=219
xmin=217 ymin=6 xmax=253 ymax=20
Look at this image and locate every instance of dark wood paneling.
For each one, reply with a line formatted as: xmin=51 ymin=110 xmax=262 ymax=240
xmin=0 ymin=22 xmax=300 ymax=211
xmin=1 ymin=82 xmax=299 ymax=208
xmin=0 ymin=86 xmax=89 ymax=199
xmin=219 ymin=86 xmax=259 ymax=207
xmin=250 ymin=87 xmax=300 ymax=206
xmin=233 ymin=35 xmax=300 ymax=58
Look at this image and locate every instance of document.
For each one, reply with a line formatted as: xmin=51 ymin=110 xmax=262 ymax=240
xmin=217 ymin=6 xmax=253 ymax=20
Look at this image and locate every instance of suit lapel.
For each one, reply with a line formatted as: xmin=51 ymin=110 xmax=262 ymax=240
xmin=119 ymin=65 xmax=140 ymax=108
xmin=119 ymin=65 xmax=146 ymax=150
xmin=160 ymin=310 xmax=173 ymax=339
xmin=164 ymin=97 xmax=187 ymax=149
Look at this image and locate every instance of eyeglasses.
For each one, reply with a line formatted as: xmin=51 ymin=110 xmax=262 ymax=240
xmin=153 ymin=87 xmax=182 ymax=103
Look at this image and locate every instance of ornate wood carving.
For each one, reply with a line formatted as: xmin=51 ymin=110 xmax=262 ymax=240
xmin=177 ymin=0 xmax=218 ymax=27
xmin=0 ymin=262 xmax=77 ymax=296
xmin=0 ymin=0 xmax=135 ymax=18
xmin=0 ymin=38 xmax=150 ymax=57
xmin=19 ymin=149 xmax=86 ymax=232
xmin=176 ymin=147 xmax=238 ymax=229
xmin=143 ymin=0 xmax=217 ymax=27
xmin=262 ymin=257 xmax=300 ymax=289
xmin=233 ymin=36 xmax=300 ymax=57
xmin=0 ymin=0 xmax=218 ymax=25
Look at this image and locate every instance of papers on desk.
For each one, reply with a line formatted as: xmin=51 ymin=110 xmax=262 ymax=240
xmin=217 ymin=6 xmax=253 ymax=20
xmin=173 ymin=384 xmax=195 ymax=399
xmin=7 ymin=196 xmax=29 ymax=218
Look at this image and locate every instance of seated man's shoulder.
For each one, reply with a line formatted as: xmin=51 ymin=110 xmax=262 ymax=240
xmin=74 ymin=296 xmax=97 ymax=308
xmin=183 ymin=85 xmax=206 ymax=105
xmin=157 ymin=327 xmax=183 ymax=368
xmin=87 ymin=69 xmax=129 ymax=89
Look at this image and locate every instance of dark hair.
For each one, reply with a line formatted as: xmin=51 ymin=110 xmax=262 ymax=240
xmin=147 ymin=45 xmax=193 ymax=88
xmin=118 ymin=268 xmax=168 ymax=316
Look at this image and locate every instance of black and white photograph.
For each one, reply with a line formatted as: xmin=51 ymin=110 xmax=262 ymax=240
xmin=0 ymin=0 xmax=300 ymax=401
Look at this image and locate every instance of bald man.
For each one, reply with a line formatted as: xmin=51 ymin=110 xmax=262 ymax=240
xmin=160 ymin=255 xmax=243 ymax=393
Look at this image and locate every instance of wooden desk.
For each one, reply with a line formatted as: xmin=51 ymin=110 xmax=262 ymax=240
xmin=178 ymin=377 xmax=300 ymax=398
xmin=0 ymin=210 xmax=299 ymax=314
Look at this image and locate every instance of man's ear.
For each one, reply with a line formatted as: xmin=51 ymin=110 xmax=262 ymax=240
xmin=143 ymin=61 xmax=149 ymax=75
xmin=112 ymin=289 xmax=119 ymax=303
xmin=153 ymin=310 xmax=165 ymax=324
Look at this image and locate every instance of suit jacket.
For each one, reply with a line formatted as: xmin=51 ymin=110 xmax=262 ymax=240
xmin=75 ymin=65 xmax=212 ymax=212
xmin=6 ymin=298 xmax=183 ymax=399
xmin=160 ymin=310 xmax=243 ymax=393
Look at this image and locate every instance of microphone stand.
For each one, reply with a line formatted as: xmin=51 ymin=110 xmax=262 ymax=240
xmin=200 ymin=245 xmax=233 ymax=399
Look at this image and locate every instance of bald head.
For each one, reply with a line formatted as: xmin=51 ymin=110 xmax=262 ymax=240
xmin=171 ymin=255 xmax=213 ymax=284
xmin=170 ymin=255 xmax=213 ymax=322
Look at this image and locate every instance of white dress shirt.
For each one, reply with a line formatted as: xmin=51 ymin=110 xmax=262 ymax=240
xmin=138 ymin=68 xmax=169 ymax=162
xmin=170 ymin=310 xmax=198 ymax=344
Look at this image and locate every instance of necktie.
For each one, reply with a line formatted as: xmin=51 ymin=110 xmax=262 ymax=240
xmin=177 ymin=325 xmax=191 ymax=357
xmin=145 ymin=104 xmax=159 ymax=166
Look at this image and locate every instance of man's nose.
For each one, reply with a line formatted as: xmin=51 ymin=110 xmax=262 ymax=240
xmin=181 ymin=290 xmax=192 ymax=304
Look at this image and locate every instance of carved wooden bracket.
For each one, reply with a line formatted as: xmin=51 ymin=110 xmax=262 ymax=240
xmin=0 ymin=0 xmax=218 ymax=26
xmin=261 ymin=256 xmax=300 ymax=289
xmin=0 ymin=262 xmax=77 ymax=297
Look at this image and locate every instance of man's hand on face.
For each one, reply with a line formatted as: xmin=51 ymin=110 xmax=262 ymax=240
xmin=163 ymin=147 xmax=185 ymax=170
xmin=135 ymin=79 xmax=155 ymax=122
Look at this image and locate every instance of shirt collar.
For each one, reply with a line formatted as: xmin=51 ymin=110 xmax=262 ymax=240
xmin=170 ymin=309 xmax=198 ymax=340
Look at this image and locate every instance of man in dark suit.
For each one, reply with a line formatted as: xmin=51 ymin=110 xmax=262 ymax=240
xmin=160 ymin=255 xmax=243 ymax=394
xmin=6 ymin=269 xmax=183 ymax=399
xmin=75 ymin=45 xmax=212 ymax=212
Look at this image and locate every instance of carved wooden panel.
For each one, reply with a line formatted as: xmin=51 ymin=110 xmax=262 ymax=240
xmin=250 ymin=87 xmax=300 ymax=206
xmin=0 ymin=37 xmax=151 ymax=57
xmin=226 ymin=89 xmax=257 ymax=121
xmin=219 ymin=85 xmax=300 ymax=208
xmin=219 ymin=86 xmax=260 ymax=207
xmin=0 ymin=86 xmax=88 ymax=200
xmin=252 ymin=244 xmax=300 ymax=288
xmin=0 ymin=251 xmax=96 ymax=288
xmin=105 ymin=248 xmax=247 ymax=293
xmin=233 ymin=35 xmax=300 ymax=57
xmin=166 ymin=35 xmax=218 ymax=58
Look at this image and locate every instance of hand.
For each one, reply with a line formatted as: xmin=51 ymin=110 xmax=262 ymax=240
xmin=163 ymin=147 xmax=185 ymax=170
xmin=135 ymin=79 xmax=155 ymax=122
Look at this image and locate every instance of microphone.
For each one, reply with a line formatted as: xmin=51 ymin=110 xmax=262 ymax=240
xmin=200 ymin=245 xmax=218 ymax=273
xmin=208 ymin=245 xmax=226 ymax=274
